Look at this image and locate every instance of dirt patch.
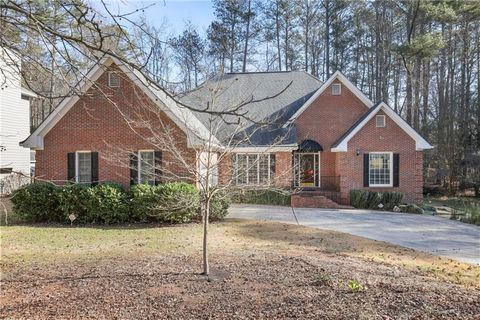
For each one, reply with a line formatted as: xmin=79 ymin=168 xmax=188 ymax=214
xmin=1 ymin=220 xmax=479 ymax=319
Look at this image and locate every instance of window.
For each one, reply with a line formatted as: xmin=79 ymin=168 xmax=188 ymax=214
xmin=108 ymin=72 xmax=120 ymax=87
xmin=369 ymin=152 xmax=392 ymax=187
xmin=234 ymin=154 xmax=275 ymax=185
xmin=376 ymin=115 xmax=386 ymax=127
xmin=138 ymin=151 xmax=155 ymax=185
xmin=76 ymin=152 xmax=91 ymax=184
xmin=332 ymin=83 xmax=341 ymax=95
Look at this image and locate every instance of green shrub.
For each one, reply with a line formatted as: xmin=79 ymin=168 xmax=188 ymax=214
xmin=366 ymin=191 xmax=382 ymax=209
xmin=350 ymin=189 xmax=405 ymax=211
xmin=230 ymin=188 xmax=290 ymax=206
xmin=401 ymin=203 xmax=424 ymax=214
xmin=381 ymin=191 xmax=404 ymax=210
xmin=89 ymin=184 xmax=129 ymax=224
xmin=206 ymin=190 xmax=230 ymax=221
xmin=128 ymin=184 xmax=161 ymax=222
xmin=145 ymin=183 xmax=200 ymax=224
xmin=11 ymin=182 xmax=62 ymax=222
xmin=349 ymin=190 xmax=369 ymax=209
xmin=57 ymin=183 xmax=93 ymax=223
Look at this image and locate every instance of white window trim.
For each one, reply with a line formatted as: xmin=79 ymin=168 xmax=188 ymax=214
xmin=108 ymin=71 xmax=120 ymax=87
xmin=376 ymin=115 xmax=386 ymax=127
xmin=368 ymin=152 xmax=393 ymax=187
xmin=235 ymin=153 xmax=274 ymax=186
xmin=138 ymin=150 xmax=155 ymax=184
xmin=75 ymin=150 xmax=91 ymax=183
xmin=332 ymin=83 xmax=341 ymax=95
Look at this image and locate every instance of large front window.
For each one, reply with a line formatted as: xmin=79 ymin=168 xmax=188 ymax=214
xmin=369 ymin=152 xmax=392 ymax=187
xmin=76 ymin=152 xmax=91 ymax=184
xmin=234 ymin=154 xmax=275 ymax=185
xmin=139 ymin=151 xmax=155 ymax=185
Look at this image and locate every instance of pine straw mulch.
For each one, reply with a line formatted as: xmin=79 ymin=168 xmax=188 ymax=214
xmin=1 ymin=219 xmax=479 ymax=319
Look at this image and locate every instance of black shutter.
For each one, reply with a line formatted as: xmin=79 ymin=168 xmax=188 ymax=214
xmin=363 ymin=153 xmax=369 ymax=187
xmin=154 ymin=151 xmax=162 ymax=185
xmin=130 ymin=152 xmax=138 ymax=185
xmin=393 ymin=153 xmax=400 ymax=187
xmin=67 ymin=153 xmax=75 ymax=182
xmin=91 ymin=152 xmax=99 ymax=186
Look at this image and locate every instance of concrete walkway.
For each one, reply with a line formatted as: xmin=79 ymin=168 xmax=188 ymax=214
xmin=228 ymin=204 xmax=480 ymax=265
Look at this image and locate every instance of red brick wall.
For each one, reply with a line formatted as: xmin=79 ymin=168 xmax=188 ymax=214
xmin=35 ymin=63 xmax=195 ymax=186
xmin=294 ymin=80 xmax=369 ymax=177
xmin=337 ymin=110 xmax=423 ymax=204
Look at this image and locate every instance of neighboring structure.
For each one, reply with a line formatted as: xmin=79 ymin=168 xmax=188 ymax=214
xmin=21 ymin=55 xmax=433 ymax=206
xmin=0 ymin=48 xmax=36 ymax=194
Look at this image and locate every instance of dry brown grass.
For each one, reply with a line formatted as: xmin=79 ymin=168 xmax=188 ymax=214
xmin=1 ymin=219 xmax=479 ymax=319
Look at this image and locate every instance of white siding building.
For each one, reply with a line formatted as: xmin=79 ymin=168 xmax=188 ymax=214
xmin=0 ymin=48 xmax=36 ymax=193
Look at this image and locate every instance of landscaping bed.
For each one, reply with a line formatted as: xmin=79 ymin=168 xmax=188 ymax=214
xmin=1 ymin=219 xmax=479 ymax=319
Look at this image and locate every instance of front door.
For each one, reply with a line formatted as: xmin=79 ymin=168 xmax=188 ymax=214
xmin=295 ymin=153 xmax=320 ymax=187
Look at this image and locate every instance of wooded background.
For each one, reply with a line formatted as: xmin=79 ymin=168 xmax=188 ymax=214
xmin=1 ymin=0 xmax=479 ymax=193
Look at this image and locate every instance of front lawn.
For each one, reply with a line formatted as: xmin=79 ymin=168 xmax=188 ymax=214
xmin=1 ymin=219 xmax=479 ymax=319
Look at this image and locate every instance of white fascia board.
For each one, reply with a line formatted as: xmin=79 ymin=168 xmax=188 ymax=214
xmin=21 ymin=57 xmax=112 ymax=149
xmin=282 ymin=70 xmax=374 ymax=128
xmin=231 ymin=144 xmax=298 ymax=153
xmin=331 ymin=102 xmax=434 ymax=152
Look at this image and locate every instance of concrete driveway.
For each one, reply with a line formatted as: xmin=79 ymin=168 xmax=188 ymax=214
xmin=228 ymin=204 xmax=480 ymax=265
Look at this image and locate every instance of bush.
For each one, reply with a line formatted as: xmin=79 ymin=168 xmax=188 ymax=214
xmin=230 ymin=188 xmax=291 ymax=206
xmin=128 ymin=184 xmax=161 ymax=222
xmin=89 ymin=184 xmax=129 ymax=224
xmin=349 ymin=190 xmax=369 ymax=209
xmin=12 ymin=181 xmax=224 ymax=225
xmin=207 ymin=190 xmax=230 ymax=221
xmin=381 ymin=191 xmax=404 ymax=210
xmin=144 ymin=183 xmax=200 ymax=224
xmin=57 ymin=183 xmax=93 ymax=223
xmin=11 ymin=182 xmax=62 ymax=222
xmin=350 ymin=190 xmax=404 ymax=211
xmin=401 ymin=203 xmax=424 ymax=214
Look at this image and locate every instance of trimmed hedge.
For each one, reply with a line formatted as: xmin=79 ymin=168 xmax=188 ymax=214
xmin=350 ymin=189 xmax=404 ymax=210
xmin=12 ymin=182 xmax=62 ymax=222
xmin=11 ymin=182 xmax=229 ymax=224
xmin=230 ymin=188 xmax=291 ymax=206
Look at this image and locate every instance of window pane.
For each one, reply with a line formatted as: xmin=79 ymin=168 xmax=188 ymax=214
xmin=259 ymin=155 xmax=269 ymax=184
xmin=269 ymin=154 xmax=276 ymax=183
xmin=235 ymin=154 xmax=247 ymax=185
xmin=369 ymin=153 xmax=391 ymax=186
xmin=247 ymin=154 xmax=258 ymax=185
xmin=140 ymin=151 xmax=155 ymax=185
xmin=78 ymin=152 xmax=91 ymax=183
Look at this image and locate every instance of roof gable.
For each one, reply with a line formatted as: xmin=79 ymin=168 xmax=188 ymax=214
xmin=21 ymin=55 xmax=217 ymax=149
xmin=331 ymin=102 xmax=433 ymax=151
xmin=282 ymin=70 xmax=374 ymax=128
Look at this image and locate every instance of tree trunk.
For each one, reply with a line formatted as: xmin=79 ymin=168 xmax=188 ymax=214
xmin=242 ymin=0 xmax=251 ymax=73
xmin=202 ymin=196 xmax=210 ymax=276
xmin=324 ymin=0 xmax=330 ymax=78
xmin=275 ymin=0 xmax=282 ymax=71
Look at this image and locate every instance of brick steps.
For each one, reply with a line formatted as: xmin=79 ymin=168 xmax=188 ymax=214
xmin=291 ymin=191 xmax=353 ymax=209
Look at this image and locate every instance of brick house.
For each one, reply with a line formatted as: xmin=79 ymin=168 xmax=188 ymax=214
xmin=21 ymin=55 xmax=432 ymax=207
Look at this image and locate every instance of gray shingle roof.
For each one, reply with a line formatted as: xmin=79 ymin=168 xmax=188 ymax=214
xmin=179 ymin=71 xmax=322 ymax=146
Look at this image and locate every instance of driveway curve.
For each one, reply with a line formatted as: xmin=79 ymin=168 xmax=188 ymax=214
xmin=229 ymin=204 xmax=480 ymax=265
